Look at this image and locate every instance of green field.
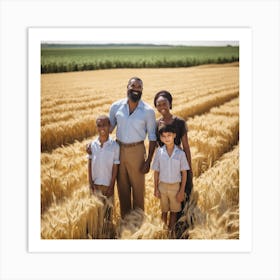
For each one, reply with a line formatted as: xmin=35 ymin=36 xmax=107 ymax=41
xmin=41 ymin=44 xmax=239 ymax=73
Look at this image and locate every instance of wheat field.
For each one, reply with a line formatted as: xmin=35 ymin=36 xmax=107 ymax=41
xmin=41 ymin=62 xmax=239 ymax=239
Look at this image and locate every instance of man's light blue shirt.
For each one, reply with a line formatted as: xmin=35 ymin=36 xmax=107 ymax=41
xmin=88 ymin=137 xmax=120 ymax=187
xmin=109 ymin=98 xmax=157 ymax=143
xmin=151 ymin=145 xmax=190 ymax=184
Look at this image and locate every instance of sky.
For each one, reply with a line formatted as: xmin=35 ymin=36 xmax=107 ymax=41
xmin=42 ymin=40 xmax=239 ymax=46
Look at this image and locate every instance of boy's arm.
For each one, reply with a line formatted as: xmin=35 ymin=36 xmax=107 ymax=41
xmin=154 ymin=171 xmax=160 ymax=198
xmin=176 ymin=170 xmax=187 ymax=202
xmin=88 ymin=159 xmax=94 ymax=193
xmin=106 ymin=164 xmax=119 ymax=198
xmin=181 ymin=133 xmax=192 ymax=171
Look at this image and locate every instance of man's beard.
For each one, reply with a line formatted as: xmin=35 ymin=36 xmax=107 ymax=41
xmin=128 ymin=90 xmax=142 ymax=103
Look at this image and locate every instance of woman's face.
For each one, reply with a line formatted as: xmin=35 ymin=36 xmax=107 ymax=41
xmin=155 ymin=96 xmax=170 ymax=116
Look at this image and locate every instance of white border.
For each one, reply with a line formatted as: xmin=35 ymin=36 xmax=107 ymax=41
xmin=1 ymin=1 xmax=279 ymax=279
xmin=28 ymin=27 xmax=252 ymax=253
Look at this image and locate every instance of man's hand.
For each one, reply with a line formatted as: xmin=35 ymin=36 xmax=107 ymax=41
xmin=141 ymin=160 xmax=151 ymax=174
xmin=105 ymin=186 xmax=114 ymax=198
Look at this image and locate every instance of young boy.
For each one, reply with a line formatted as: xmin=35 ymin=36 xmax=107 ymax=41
xmin=87 ymin=115 xmax=120 ymax=222
xmin=151 ymin=124 xmax=190 ymax=234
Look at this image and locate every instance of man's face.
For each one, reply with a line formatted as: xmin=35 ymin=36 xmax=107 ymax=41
xmin=96 ymin=118 xmax=110 ymax=137
xmin=127 ymin=79 xmax=143 ymax=103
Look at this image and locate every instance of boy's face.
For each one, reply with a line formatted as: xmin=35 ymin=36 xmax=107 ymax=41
xmin=96 ymin=118 xmax=110 ymax=137
xmin=160 ymin=131 xmax=176 ymax=146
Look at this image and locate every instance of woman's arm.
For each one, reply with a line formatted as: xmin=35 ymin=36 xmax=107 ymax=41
xmin=176 ymin=170 xmax=187 ymax=202
xmin=181 ymin=133 xmax=192 ymax=171
xmin=154 ymin=171 xmax=160 ymax=198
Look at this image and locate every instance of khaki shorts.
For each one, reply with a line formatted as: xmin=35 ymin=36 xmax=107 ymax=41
xmin=158 ymin=182 xmax=181 ymax=213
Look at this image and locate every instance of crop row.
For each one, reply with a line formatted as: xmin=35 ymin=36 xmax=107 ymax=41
xmin=41 ymin=83 xmax=238 ymax=123
xmin=42 ymin=57 xmax=239 ymax=73
xmin=41 ymin=187 xmax=109 ymax=239
xmin=41 ymin=105 xmax=109 ymax=151
xmin=41 ymin=88 xmax=238 ymax=152
xmin=41 ymin=45 xmax=239 ymax=73
xmin=41 ymin=99 xmax=114 ymax=126
xmin=184 ymin=145 xmax=239 ymax=239
xmin=41 ymin=65 xmax=238 ymax=112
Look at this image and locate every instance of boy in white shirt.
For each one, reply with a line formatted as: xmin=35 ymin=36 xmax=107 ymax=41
xmin=88 ymin=115 xmax=120 ymax=223
xmin=152 ymin=124 xmax=189 ymax=233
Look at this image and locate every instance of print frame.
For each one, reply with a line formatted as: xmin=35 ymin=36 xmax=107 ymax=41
xmin=29 ymin=27 xmax=252 ymax=253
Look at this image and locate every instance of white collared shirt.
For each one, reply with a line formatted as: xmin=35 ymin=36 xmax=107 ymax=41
xmin=88 ymin=137 xmax=120 ymax=186
xmin=109 ymin=98 xmax=157 ymax=143
xmin=151 ymin=145 xmax=190 ymax=184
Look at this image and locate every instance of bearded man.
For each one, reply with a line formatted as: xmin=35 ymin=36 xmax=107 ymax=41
xmin=109 ymin=77 xmax=157 ymax=218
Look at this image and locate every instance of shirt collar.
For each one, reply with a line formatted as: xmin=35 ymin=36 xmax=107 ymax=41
xmin=125 ymin=98 xmax=144 ymax=110
xmin=162 ymin=145 xmax=180 ymax=157
xmin=95 ymin=137 xmax=111 ymax=147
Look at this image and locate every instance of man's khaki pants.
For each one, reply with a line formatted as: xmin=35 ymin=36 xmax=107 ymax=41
xmin=117 ymin=143 xmax=146 ymax=218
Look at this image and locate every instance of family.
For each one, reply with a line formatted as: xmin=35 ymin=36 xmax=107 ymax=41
xmin=87 ymin=77 xmax=193 ymax=235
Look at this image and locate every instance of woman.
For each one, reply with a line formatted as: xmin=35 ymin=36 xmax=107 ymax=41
xmin=153 ymin=90 xmax=193 ymax=219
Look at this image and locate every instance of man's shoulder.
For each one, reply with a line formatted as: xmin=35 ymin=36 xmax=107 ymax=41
xmin=140 ymin=100 xmax=154 ymax=110
xmin=111 ymin=98 xmax=127 ymax=107
xmin=140 ymin=101 xmax=155 ymax=118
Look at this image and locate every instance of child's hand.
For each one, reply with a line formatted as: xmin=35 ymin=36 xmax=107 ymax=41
xmin=105 ymin=186 xmax=114 ymax=198
xmin=89 ymin=183 xmax=95 ymax=194
xmin=176 ymin=191 xmax=185 ymax=203
xmin=154 ymin=188 xmax=161 ymax=198
xmin=86 ymin=142 xmax=92 ymax=154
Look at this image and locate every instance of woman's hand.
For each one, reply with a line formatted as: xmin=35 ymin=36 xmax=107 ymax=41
xmin=176 ymin=190 xmax=185 ymax=203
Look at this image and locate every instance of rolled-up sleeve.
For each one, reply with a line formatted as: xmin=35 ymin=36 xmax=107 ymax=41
xmin=146 ymin=109 xmax=157 ymax=141
xmin=180 ymin=153 xmax=190 ymax=171
xmin=151 ymin=149 xmax=160 ymax=171
xmin=113 ymin=142 xmax=120 ymax=164
xmin=109 ymin=103 xmax=117 ymax=130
